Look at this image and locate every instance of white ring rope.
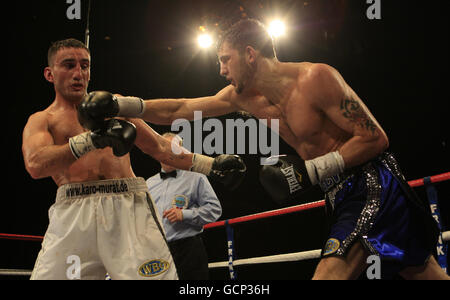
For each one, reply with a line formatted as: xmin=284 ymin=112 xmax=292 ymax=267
xmin=0 ymin=269 xmax=32 ymax=276
xmin=208 ymin=231 xmax=450 ymax=269
xmin=0 ymin=234 xmax=448 ymax=275
xmin=208 ymin=249 xmax=322 ymax=269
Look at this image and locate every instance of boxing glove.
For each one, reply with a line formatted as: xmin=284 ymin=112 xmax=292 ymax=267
xmin=259 ymin=155 xmax=312 ymax=204
xmin=69 ymin=119 xmax=137 ymax=158
xmin=191 ymin=154 xmax=247 ymax=191
xmin=259 ymin=153 xmax=345 ymax=205
xmin=78 ymin=91 xmax=145 ymax=130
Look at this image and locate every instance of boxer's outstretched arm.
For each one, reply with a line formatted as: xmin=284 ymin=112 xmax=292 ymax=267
xmin=131 ymin=118 xmax=194 ymax=170
xmin=308 ymin=64 xmax=389 ymax=168
xmin=22 ymin=112 xmax=76 ymax=179
xmin=142 ymin=85 xmax=238 ymax=125
xmin=131 ymin=118 xmax=247 ymax=189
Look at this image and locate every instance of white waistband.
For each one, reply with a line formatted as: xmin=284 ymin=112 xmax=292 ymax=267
xmin=56 ymin=177 xmax=148 ymax=202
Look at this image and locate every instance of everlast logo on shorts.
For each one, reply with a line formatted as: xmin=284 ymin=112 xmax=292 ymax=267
xmin=281 ymin=165 xmax=302 ymax=194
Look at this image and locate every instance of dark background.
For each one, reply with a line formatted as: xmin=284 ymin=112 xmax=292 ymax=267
xmin=1 ymin=0 xmax=448 ymax=280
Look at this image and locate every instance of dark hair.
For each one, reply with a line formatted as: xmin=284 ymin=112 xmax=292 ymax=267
xmin=47 ymin=38 xmax=90 ymax=66
xmin=217 ymin=18 xmax=276 ymax=58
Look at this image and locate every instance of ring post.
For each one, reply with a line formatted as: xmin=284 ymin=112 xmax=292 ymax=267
xmin=424 ymin=176 xmax=448 ymax=274
xmin=225 ymin=220 xmax=237 ymax=280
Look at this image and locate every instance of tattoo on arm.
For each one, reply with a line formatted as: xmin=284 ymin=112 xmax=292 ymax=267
xmin=340 ymin=98 xmax=377 ymax=134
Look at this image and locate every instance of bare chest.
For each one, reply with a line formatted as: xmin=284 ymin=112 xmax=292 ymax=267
xmin=45 ymin=110 xmax=132 ymax=184
xmin=283 ymin=93 xmax=324 ymax=140
xmin=47 ymin=111 xmax=86 ymax=145
xmin=239 ymin=94 xmax=323 ymax=144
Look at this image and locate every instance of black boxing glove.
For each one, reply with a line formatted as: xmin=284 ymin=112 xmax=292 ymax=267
xmin=259 ymin=153 xmax=345 ymax=205
xmin=191 ymin=154 xmax=247 ymax=191
xmin=78 ymin=91 xmax=145 ymax=130
xmin=259 ymin=155 xmax=312 ymax=204
xmin=69 ymin=119 xmax=137 ymax=158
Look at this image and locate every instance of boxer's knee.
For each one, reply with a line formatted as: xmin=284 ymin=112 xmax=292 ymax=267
xmin=313 ymin=241 xmax=369 ymax=280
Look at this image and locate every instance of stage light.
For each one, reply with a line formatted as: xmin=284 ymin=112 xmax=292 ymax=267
xmin=197 ymin=33 xmax=213 ymax=49
xmin=268 ymin=20 xmax=286 ymax=38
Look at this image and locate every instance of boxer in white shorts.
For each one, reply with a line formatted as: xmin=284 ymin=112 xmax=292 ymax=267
xmin=22 ymin=39 xmax=246 ymax=279
xmin=31 ymin=178 xmax=177 ymax=280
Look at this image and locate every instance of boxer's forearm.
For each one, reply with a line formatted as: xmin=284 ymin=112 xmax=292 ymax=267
xmin=108 ymin=86 xmax=238 ymax=125
xmin=142 ymin=98 xmax=191 ymax=125
xmin=132 ymin=117 xmax=194 ymax=169
xmin=338 ymin=132 xmax=389 ymax=169
xmin=24 ymin=144 xmax=76 ymax=179
xmin=141 ymin=87 xmax=239 ymax=124
xmin=132 ymin=117 xmax=215 ymax=174
xmin=142 ymin=95 xmax=232 ymax=125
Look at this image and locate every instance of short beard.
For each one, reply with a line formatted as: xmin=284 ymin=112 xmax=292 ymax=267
xmin=235 ymin=82 xmax=245 ymax=94
xmin=235 ymin=61 xmax=254 ymax=95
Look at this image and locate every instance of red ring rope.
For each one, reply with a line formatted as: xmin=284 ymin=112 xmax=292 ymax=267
xmin=1 ymin=171 xmax=449 ymax=240
xmin=204 ymin=200 xmax=325 ymax=229
xmin=407 ymin=172 xmax=450 ymax=188
xmin=0 ymin=233 xmax=44 ymax=242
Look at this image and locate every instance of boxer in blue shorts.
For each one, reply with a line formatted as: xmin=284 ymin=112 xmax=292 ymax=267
xmin=259 ymin=151 xmax=444 ymax=279
xmin=319 ymin=152 xmax=441 ymax=279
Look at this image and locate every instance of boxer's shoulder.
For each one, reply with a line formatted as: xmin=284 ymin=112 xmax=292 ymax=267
xmin=25 ymin=105 xmax=85 ymax=144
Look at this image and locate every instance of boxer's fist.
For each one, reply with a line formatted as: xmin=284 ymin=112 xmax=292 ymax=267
xmin=69 ymin=119 xmax=137 ymax=159
xmin=78 ymin=91 xmax=145 ymax=130
xmin=91 ymin=119 xmax=137 ymax=156
xmin=209 ymin=154 xmax=247 ymax=191
xmin=78 ymin=91 xmax=119 ymax=130
xmin=259 ymin=155 xmax=314 ymax=205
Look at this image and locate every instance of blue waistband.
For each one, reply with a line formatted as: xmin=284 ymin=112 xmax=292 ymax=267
xmin=320 ymin=152 xmax=404 ymax=192
xmin=319 ymin=152 xmax=406 ymax=210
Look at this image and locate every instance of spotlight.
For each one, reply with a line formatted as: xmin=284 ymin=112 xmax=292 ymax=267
xmin=197 ymin=33 xmax=213 ymax=49
xmin=268 ymin=20 xmax=286 ymax=38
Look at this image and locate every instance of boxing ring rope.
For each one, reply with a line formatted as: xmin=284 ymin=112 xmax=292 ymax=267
xmin=208 ymin=233 xmax=450 ymax=269
xmin=0 ymin=172 xmax=449 ymax=278
xmin=204 ymin=200 xmax=326 ymax=229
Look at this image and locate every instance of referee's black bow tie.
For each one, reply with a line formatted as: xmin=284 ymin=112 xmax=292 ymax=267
xmin=160 ymin=171 xmax=177 ymax=180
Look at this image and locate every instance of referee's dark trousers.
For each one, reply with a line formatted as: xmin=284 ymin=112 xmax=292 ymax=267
xmin=168 ymin=234 xmax=209 ymax=280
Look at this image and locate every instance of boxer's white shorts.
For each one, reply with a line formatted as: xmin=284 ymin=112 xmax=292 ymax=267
xmin=31 ymin=178 xmax=178 ymax=280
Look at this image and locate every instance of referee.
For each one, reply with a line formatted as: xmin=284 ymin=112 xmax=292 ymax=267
xmin=146 ymin=133 xmax=222 ymax=280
